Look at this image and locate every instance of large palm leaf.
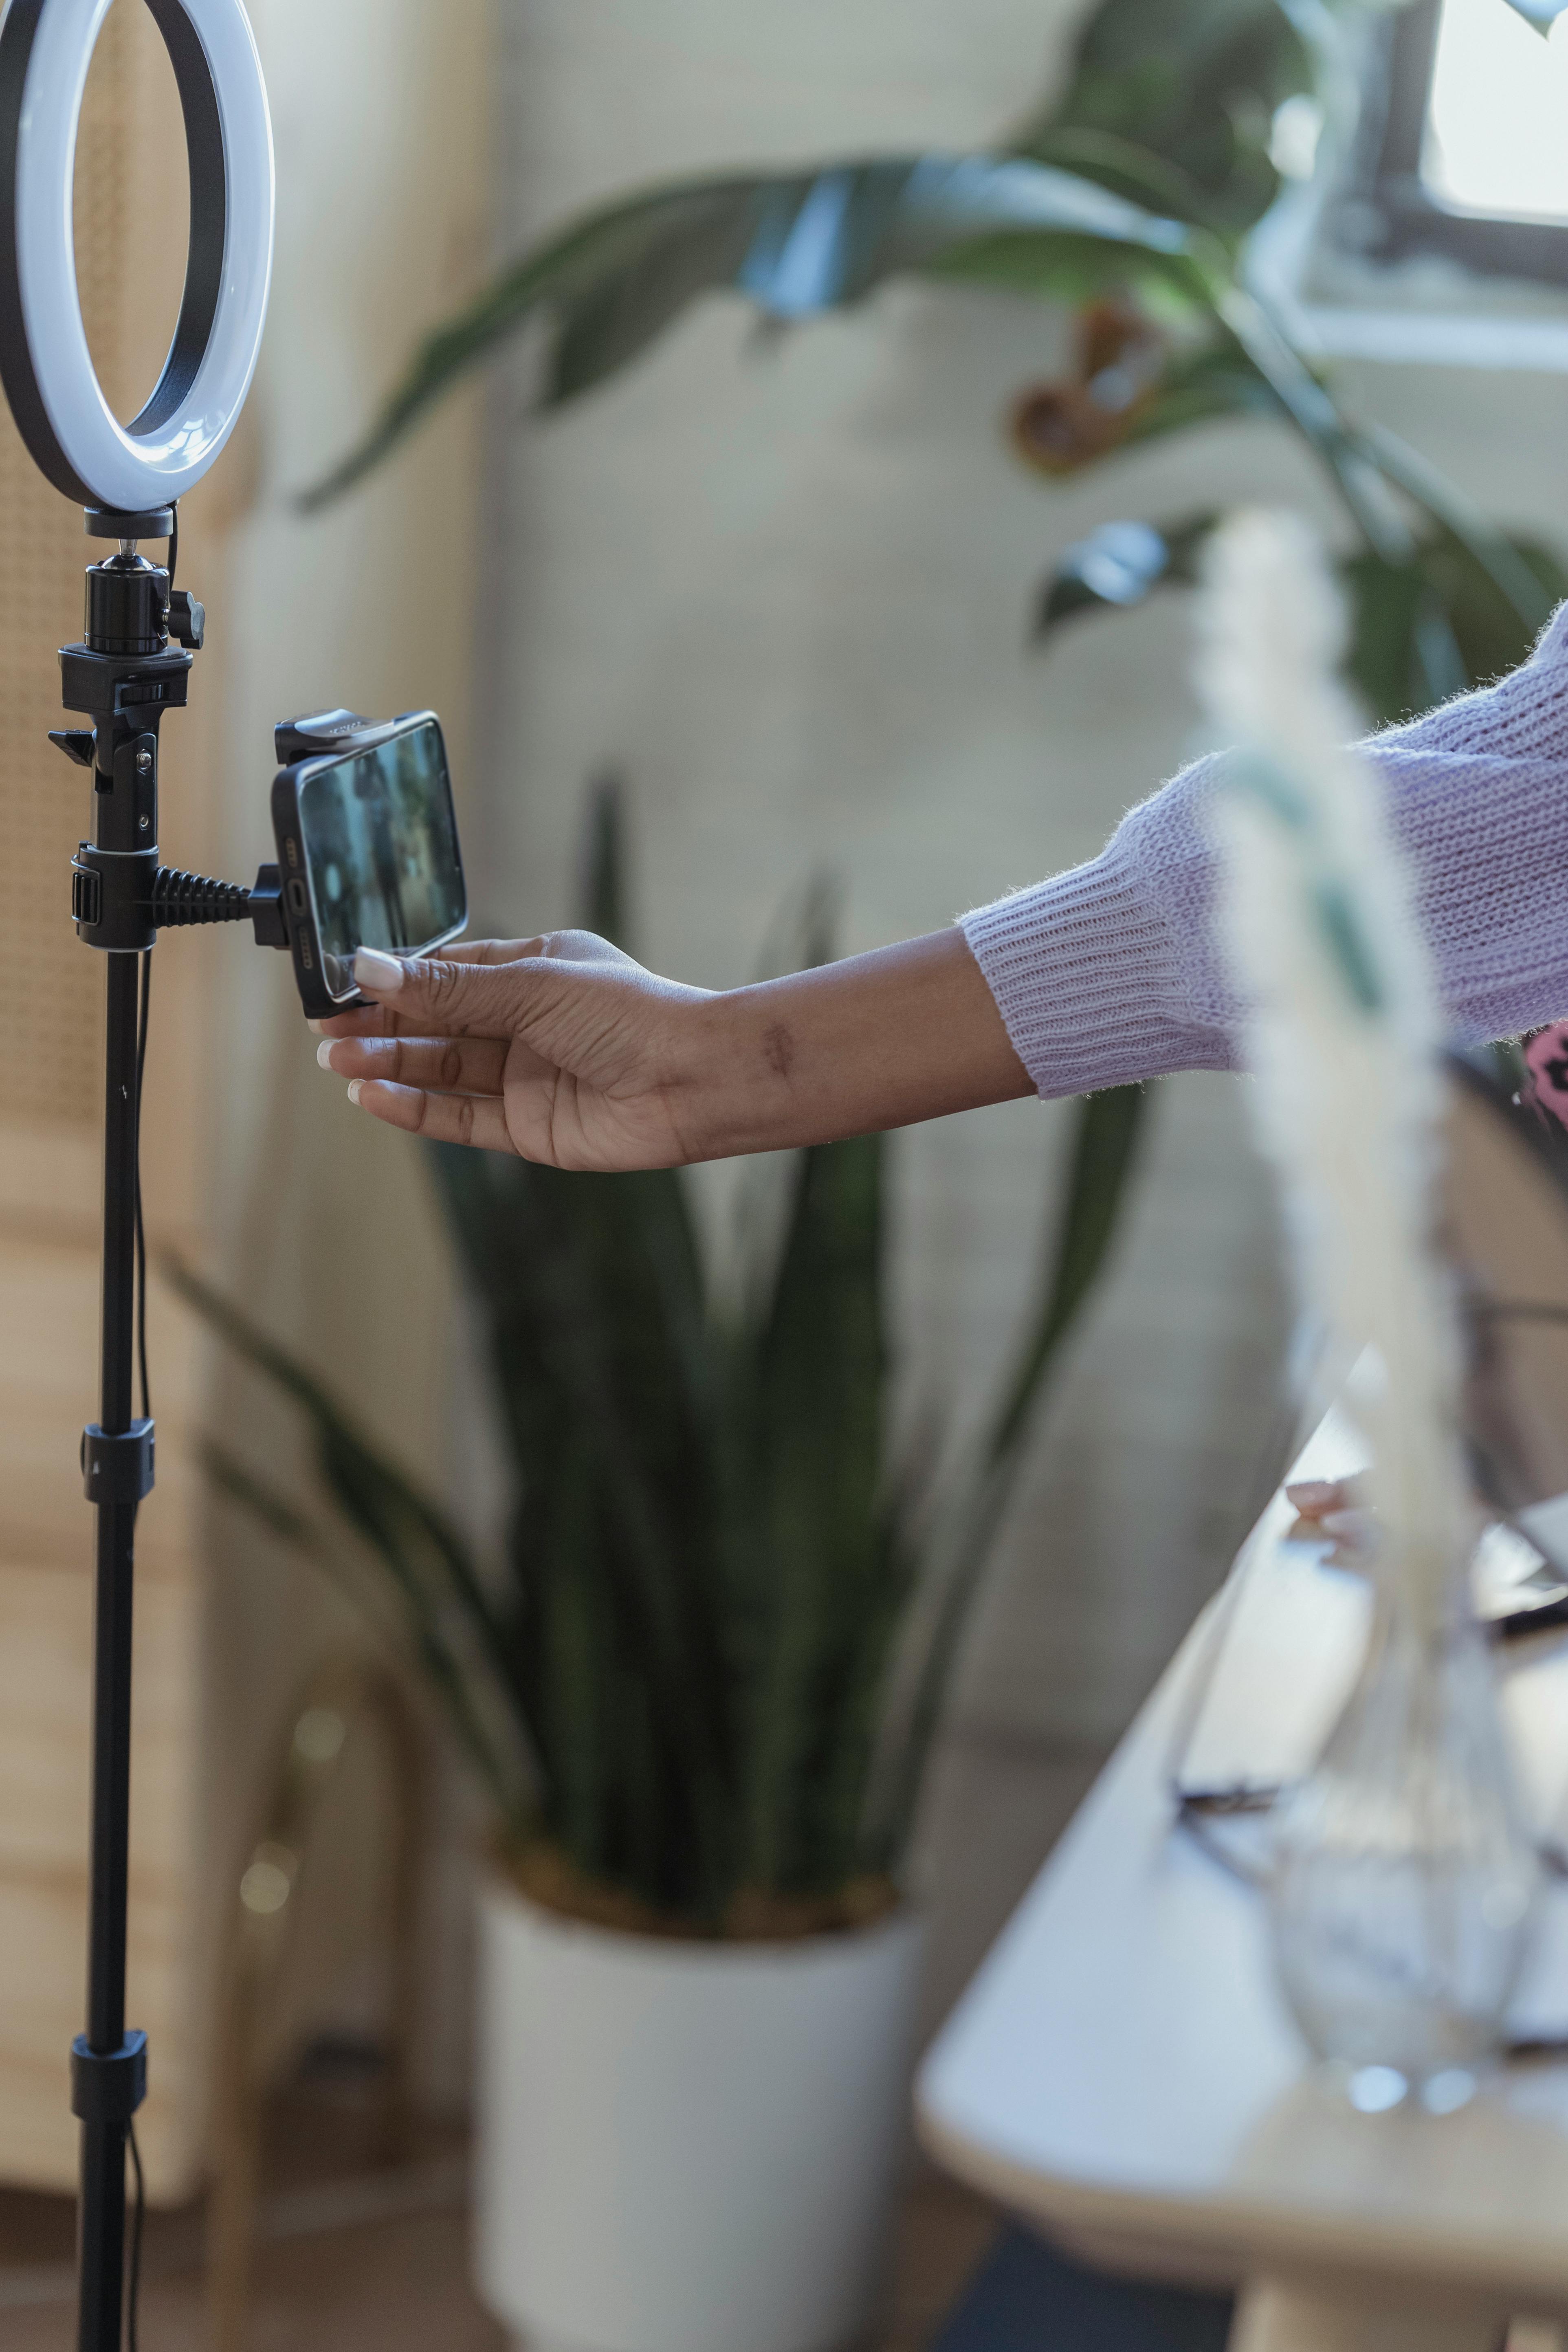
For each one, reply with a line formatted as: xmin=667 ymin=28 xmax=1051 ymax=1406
xmin=299 ymin=155 xmax=1214 ymax=510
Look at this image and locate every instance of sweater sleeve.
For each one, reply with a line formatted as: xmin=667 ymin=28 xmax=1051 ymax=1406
xmin=962 ymin=603 xmax=1568 ymax=1099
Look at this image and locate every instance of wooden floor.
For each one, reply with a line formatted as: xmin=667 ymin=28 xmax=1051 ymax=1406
xmin=0 ymin=2070 xmax=1000 ymax=2352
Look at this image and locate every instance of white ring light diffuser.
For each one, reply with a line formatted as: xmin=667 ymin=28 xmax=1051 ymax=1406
xmin=0 ymin=0 xmax=273 ymax=513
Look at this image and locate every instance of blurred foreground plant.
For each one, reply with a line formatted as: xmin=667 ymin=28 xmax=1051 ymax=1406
xmin=174 ymin=788 xmax=1146 ymax=1933
xmin=302 ymin=0 xmax=1565 ymax=724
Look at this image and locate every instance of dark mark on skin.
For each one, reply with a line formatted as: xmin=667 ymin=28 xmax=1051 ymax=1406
xmin=763 ymin=1023 xmax=796 ymax=1079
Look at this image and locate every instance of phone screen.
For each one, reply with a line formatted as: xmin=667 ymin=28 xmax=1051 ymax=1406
xmin=297 ymin=717 xmax=466 ymax=996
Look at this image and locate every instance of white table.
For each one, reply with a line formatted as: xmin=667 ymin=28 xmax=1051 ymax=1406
xmin=917 ymin=1412 xmax=1568 ymax=2352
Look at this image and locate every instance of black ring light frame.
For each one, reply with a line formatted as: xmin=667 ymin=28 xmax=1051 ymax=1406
xmin=0 ymin=0 xmax=227 ymax=512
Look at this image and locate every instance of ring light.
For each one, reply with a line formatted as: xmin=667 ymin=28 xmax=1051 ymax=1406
xmin=0 ymin=0 xmax=273 ymax=513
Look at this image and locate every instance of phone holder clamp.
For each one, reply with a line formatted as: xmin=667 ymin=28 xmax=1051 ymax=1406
xmin=80 ymin=1422 xmax=154 ymax=1506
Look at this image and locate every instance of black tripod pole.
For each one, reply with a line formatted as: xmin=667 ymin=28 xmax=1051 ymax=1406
xmin=60 ymin=508 xmax=205 ymax=2351
xmin=76 ymin=947 xmax=144 ymax=2352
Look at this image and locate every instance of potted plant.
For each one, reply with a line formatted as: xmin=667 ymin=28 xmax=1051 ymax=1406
xmin=175 ymin=786 xmax=1145 ymax=2352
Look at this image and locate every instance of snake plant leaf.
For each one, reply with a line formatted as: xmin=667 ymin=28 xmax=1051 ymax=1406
xmin=196 ymin=1395 xmax=528 ymax=1823
xmin=1012 ymin=0 xmax=1316 ymax=232
xmin=811 ymin=1504 xmax=921 ymax=1892
xmin=299 ymin=156 xmax=1209 ymax=509
xmin=735 ymin=1131 xmax=888 ymax=1894
xmin=579 ymin=770 xmax=631 ymax=950
xmin=869 ymin=1082 xmax=1150 ymax=1863
xmin=1035 ymin=510 xmax=1220 ymax=638
xmin=166 ymin=1258 xmax=518 ymax=1693
xmin=429 ymin=1142 xmax=733 ymax=1912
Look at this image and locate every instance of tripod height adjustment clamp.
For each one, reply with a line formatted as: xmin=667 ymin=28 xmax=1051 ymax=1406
xmin=81 ymin=1421 xmax=154 ymax=1506
xmin=70 ymin=2032 xmax=147 ymax=2124
xmin=72 ymin=843 xmax=158 ymax=952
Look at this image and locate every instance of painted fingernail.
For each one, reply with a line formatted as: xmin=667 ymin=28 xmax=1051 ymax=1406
xmin=347 ymin=1079 xmax=364 ymax=1106
xmin=315 ymin=1040 xmax=336 ymax=1071
xmin=353 ymin=947 xmax=404 ymax=993
xmin=306 ymin=1018 xmax=324 ymax=1035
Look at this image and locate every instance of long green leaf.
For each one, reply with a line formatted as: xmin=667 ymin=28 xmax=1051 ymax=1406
xmin=167 ymin=1259 xmax=520 ymax=1699
xmin=579 ymin=770 xmax=631 ymax=949
xmin=299 ymin=156 xmax=1209 ymax=508
xmin=1355 ymin=424 xmax=1557 ymax=635
xmin=427 ymin=1146 xmax=737 ymax=1913
xmin=422 ymin=789 xmax=735 ymax=1910
xmin=1034 ymin=513 xmax=1565 ymax=724
xmin=1035 ymin=510 xmax=1219 ymax=639
xmin=200 ymin=1440 xmax=528 ymax=1826
xmin=299 ymin=176 xmax=762 ymax=508
xmin=734 ymin=1132 xmax=887 ymax=1894
xmin=869 ymin=1083 xmax=1150 ymax=1862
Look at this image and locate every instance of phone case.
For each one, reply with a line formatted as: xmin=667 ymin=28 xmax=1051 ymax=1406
xmin=269 ymin=709 xmax=466 ymax=1020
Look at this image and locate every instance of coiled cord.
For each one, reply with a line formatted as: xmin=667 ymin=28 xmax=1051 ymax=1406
xmin=150 ymin=866 xmax=253 ymax=927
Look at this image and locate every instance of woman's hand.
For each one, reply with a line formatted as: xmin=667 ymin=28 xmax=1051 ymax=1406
xmin=313 ymin=926 xmax=1032 ymax=1170
xmin=314 ymin=933 xmax=715 ymax=1169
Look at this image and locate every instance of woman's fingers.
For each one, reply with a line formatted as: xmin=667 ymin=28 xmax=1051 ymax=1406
xmin=440 ymin=930 xmax=639 ymax=970
xmin=312 ymin=1003 xmax=394 ymax=1040
xmin=309 ymin=930 xmax=684 ymax=1163
xmin=310 ymin=960 xmax=530 ymax=1042
xmin=1285 ymin=1475 xmax=1366 ymax=1522
xmin=318 ymin=1031 xmax=509 ymax=1096
xmin=346 ymin=1078 xmax=517 ymax=1152
xmin=308 ymin=931 xmax=637 ymax=1040
xmin=349 ymin=944 xmax=572 ymax=1039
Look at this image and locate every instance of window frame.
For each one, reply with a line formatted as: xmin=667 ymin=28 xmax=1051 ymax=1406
xmin=1359 ymin=0 xmax=1568 ymax=289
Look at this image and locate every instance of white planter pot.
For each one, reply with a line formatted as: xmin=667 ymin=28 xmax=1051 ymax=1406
xmin=475 ymin=1880 xmax=926 ymax=2352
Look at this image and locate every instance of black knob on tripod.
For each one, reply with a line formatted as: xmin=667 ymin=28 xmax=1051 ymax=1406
xmin=83 ymin=552 xmax=168 ymax=657
xmin=168 ymin=589 xmax=205 ymax=650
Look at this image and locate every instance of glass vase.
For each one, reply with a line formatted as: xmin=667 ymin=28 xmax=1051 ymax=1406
xmin=1267 ymin=1534 xmax=1540 ymax=2110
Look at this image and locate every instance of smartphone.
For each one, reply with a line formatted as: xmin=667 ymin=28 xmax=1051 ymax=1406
xmin=270 ymin=710 xmax=467 ymax=1018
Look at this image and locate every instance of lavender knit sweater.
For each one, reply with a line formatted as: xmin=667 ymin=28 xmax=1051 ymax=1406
xmin=961 ymin=604 xmax=1568 ymax=1097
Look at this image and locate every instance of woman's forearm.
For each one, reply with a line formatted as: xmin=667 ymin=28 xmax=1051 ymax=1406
xmin=683 ymin=928 xmax=1033 ymax=1159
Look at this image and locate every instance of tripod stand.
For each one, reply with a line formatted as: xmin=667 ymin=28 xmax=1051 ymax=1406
xmin=62 ymin=501 xmax=274 ymax=2352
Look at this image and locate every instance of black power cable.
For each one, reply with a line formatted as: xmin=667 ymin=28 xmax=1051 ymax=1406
xmin=133 ymin=950 xmax=151 ymax=1425
xmin=129 ymin=950 xmax=151 ymax=2352
xmin=126 ymin=2119 xmax=144 ymax=2352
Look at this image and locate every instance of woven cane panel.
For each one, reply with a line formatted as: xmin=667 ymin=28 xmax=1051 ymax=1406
xmin=1 ymin=0 xmax=184 ymax=1132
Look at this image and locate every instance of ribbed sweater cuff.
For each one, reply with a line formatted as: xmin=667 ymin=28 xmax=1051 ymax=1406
xmin=960 ymin=843 xmax=1234 ymax=1099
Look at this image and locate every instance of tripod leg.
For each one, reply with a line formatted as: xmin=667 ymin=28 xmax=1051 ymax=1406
xmin=76 ymin=952 xmax=143 ymax=2352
